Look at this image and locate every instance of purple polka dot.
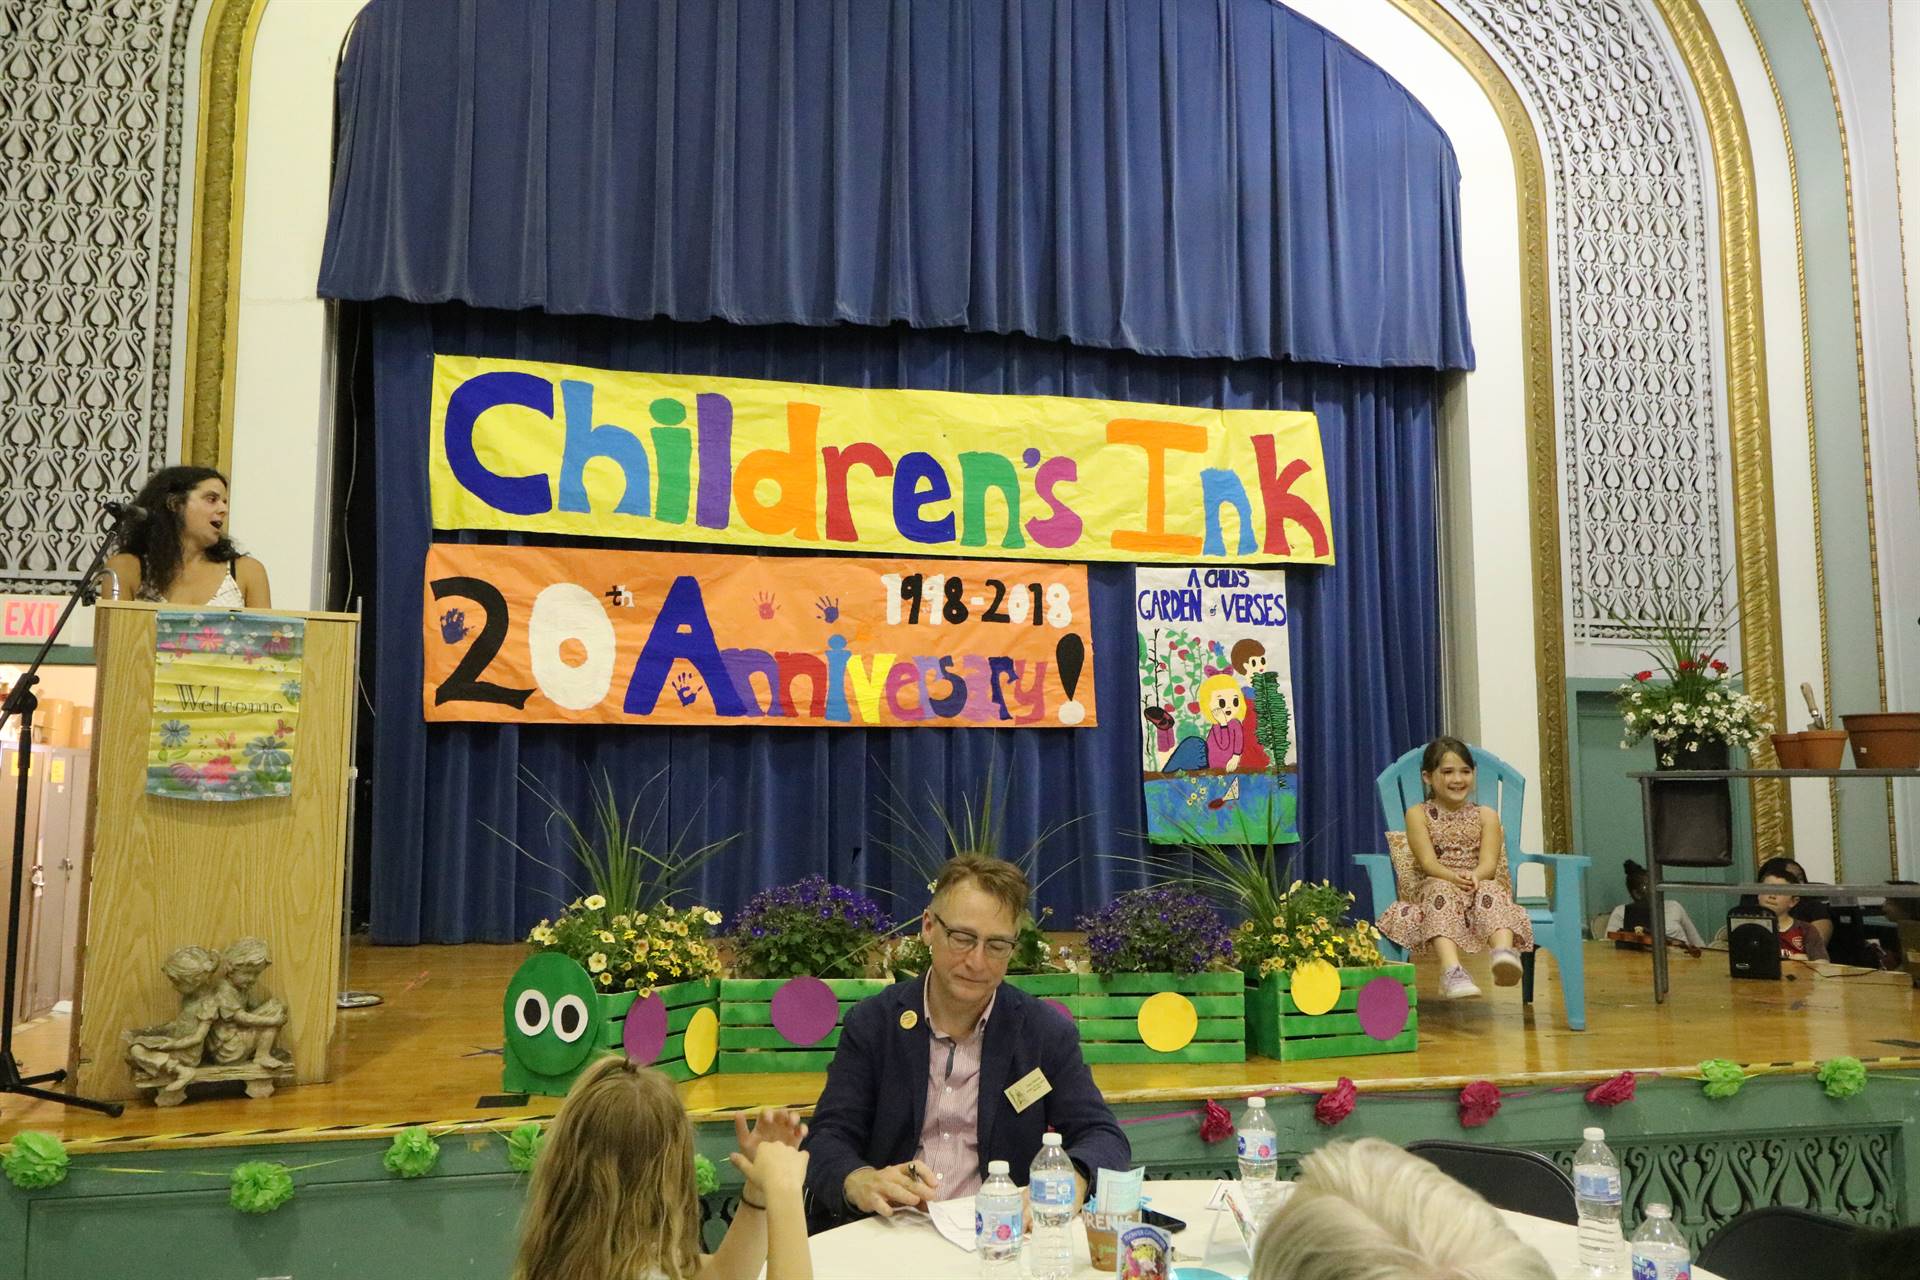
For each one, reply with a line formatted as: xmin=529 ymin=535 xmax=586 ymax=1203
xmin=623 ymin=992 xmax=668 ymax=1065
xmin=770 ymin=976 xmax=840 ymax=1046
xmin=1043 ymin=998 xmax=1074 ymax=1024
xmin=1356 ymin=977 xmax=1410 ymax=1042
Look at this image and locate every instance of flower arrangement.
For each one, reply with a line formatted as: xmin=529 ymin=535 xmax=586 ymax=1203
xmin=1608 ymin=570 xmax=1771 ymax=765
xmin=727 ymin=876 xmax=894 ymax=979
xmin=1077 ymin=886 xmax=1235 ymax=976
xmin=527 ymin=897 xmax=724 ymax=995
xmin=1233 ymin=880 xmax=1384 ymax=979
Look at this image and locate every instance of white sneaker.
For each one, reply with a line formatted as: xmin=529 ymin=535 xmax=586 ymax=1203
xmin=1441 ymin=966 xmax=1482 ymax=1000
xmin=1490 ymin=948 xmax=1523 ymax=987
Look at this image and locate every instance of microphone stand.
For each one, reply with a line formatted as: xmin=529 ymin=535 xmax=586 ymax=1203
xmin=0 ymin=511 xmax=130 ymax=1116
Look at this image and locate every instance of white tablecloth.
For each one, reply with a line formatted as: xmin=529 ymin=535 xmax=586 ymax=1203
xmin=803 ymin=1178 xmax=1725 ymax=1279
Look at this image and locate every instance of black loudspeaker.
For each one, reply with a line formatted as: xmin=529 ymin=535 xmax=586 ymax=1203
xmin=1728 ymin=907 xmax=1782 ymax=980
xmin=1651 ymin=779 xmax=1734 ymax=867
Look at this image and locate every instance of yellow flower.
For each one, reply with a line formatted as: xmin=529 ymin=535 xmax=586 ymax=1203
xmin=588 ymin=952 xmax=609 ymax=973
xmin=598 ymin=930 xmax=616 ymax=944
xmin=703 ymin=909 xmax=723 ymax=926
xmin=597 ymin=972 xmax=613 ymax=987
xmin=646 ymin=970 xmax=658 ymax=983
xmin=584 ymin=894 xmax=608 ymax=911
xmin=613 ymin=914 xmax=630 ymax=928
xmin=635 ymin=913 xmax=649 ymax=925
xmin=624 ymin=929 xmax=638 ymax=941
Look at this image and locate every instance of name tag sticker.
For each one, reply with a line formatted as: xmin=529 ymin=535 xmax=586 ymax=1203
xmin=1005 ymin=1067 xmax=1052 ymax=1113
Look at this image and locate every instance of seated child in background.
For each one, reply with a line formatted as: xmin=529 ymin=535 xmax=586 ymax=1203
xmin=512 ymin=1057 xmax=813 ymax=1280
xmin=1604 ymin=859 xmax=1706 ymax=950
xmin=1249 ymin=1138 xmax=1554 ymax=1280
xmin=1758 ymin=869 xmax=1830 ymax=962
xmin=1376 ymin=737 xmax=1533 ymax=1001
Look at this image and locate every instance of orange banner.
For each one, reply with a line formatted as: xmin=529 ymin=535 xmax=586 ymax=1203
xmin=422 ymin=545 xmax=1096 ymax=729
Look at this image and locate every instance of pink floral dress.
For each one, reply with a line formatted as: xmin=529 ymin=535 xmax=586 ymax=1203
xmin=1377 ymin=802 xmax=1534 ymax=955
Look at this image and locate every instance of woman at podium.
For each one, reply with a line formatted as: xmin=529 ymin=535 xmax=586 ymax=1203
xmin=102 ymin=466 xmax=271 ymax=608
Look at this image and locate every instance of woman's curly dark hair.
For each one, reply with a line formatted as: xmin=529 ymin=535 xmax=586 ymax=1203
xmin=111 ymin=466 xmax=240 ymax=597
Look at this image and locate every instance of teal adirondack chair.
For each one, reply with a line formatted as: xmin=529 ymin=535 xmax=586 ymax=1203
xmin=1355 ymin=744 xmax=1589 ymax=1031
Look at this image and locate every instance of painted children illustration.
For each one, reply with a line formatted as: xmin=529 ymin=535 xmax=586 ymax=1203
xmin=1145 ymin=673 xmax=1246 ymax=790
xmin=1230 ymin=638 xmax=1272 ymax=771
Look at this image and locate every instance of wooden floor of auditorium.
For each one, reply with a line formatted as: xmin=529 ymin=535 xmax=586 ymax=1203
xmin=5 ymin=942 xmax=1915 ymax=1151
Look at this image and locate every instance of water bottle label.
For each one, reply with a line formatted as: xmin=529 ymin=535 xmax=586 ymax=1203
xmin=1631 ymin=1254 xmax=1690 ymax=1280
xmin=976 ymin=1209 xmax=1020 ymax=1246
xmin=1576 ymin=1168 xmax=1622 ymax=1202
xmin=1031 ymin=1173 xmax=1075 ymax=1207
xmin=1237 ymin=1135 xmax=1274 ymax=1159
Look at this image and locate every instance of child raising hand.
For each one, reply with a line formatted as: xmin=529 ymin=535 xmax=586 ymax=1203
xmin=513 ymin=1056 xmax=813 ymax=1280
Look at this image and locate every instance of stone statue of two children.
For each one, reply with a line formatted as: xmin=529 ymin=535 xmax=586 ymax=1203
xmin=125 ymin=936 xmax=291 ymax=1105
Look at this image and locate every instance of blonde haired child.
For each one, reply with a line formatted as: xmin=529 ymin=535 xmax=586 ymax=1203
xmin=1376 ymin=737 xmax=1533 ymax=1000
xmin=512 ymin=1057 xmax=812 ymax=1280
xmin=1251 ymin=1138 xmax=1554 ymax=1280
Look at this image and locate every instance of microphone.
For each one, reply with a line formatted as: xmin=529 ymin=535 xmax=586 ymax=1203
xmin=104 ymin=500 xmax=147 ymax=523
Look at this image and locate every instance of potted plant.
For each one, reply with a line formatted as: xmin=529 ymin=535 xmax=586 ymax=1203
xmin=873 ymin=762 xmax=1081 ymax=997
xmin=1070 ymin=886 xmax=1244 ymax=1064
xmin=718 ymin=877 xmax=894 ymax=1074
xmin=1236 ymin=880 xmax=1416 ymax=1061
xmin=494 ymin=770 xmax=734 ymax=1095
xmin=1609 ymin=575 xmax=1771 ymax=770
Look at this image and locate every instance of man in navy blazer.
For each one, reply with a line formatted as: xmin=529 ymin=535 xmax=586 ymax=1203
xmin=802 ymin=855 xmax=1130 ymax=1230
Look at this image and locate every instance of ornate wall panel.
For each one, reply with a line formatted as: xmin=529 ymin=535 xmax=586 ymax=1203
xmin=1451 ymin=0 xmax=1729 ymax=644
xmin=0 ymin=2 xmax=193 ymax=595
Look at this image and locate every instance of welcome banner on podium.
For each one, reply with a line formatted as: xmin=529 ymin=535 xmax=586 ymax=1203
xmin=422 ymin=545 xmax=1096 ymax=729
xmin=147 ymin=610 xmax=304 ymax=801
xmin=426 ymin=357 xmax=1334 ymax=566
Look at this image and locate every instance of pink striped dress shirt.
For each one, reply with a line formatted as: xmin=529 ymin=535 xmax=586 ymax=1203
xmin=914 ymin=978 xmax=997 ymax=1201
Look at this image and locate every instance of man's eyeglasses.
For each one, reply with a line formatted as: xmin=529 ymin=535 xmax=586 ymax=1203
xmin=929 ymin=910 xmax=1016 ymax=960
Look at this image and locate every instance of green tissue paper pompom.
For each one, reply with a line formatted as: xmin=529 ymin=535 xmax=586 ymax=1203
xmin=507 ymin=1122 xmax=544 ymax=1173
xmin=694 ymin=1153 xmax=718 ymax=1196
xmin=382 ymin=1126 xmax=441 ymax=1178
xmin=1699 ymin=1058 xmax=1747 ymax=1099
xmin=230 ymin=1162 xmax=295 ymax=1214
xmin=3 ymin=1132 xmax=70 ymax=1190
xmin=1816 ymin=1056 xmax=1867 ymax=1099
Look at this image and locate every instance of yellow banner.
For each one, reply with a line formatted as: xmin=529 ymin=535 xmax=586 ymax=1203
xmin=428 ymin=357 xmax=1333 ymax=565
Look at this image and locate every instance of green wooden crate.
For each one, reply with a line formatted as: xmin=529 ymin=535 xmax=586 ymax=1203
xmin=1245 ymin=964 xmax=1418 ymax=1061
xmin=1003 ymin=971 xmax=1083 ymax=997
xmin=503 ymin=974 xmax=720 ymax=1096
xmin=717 ymin=977 xmax=890 ymax=1074
xmin=1060 ymin=972 xmax=1246 ymax=1064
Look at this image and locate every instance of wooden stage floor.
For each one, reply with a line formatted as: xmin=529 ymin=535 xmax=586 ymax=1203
xmin=6 ymin=941 xmax=1915 ymax=1152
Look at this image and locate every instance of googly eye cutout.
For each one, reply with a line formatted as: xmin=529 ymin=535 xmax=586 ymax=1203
xmin=515 ymin=989 xmax=551 ymax=1037
xmin=552 ymin=994 xmax=589 ymax=1043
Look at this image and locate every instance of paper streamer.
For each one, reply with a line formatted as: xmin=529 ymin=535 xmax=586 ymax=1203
xmin=622 ymin=992 xmax=669 ymax=1065
xmin=1137 ymin=991 xmax=1199 ymax=1053
xmin=1289 ymin=960 xmax=1341 ymax=1016
xmin=770 ymin=977 xmax=840 ymax=1046
xmin=1355 ymin=977 xmax=1410 ymax=1042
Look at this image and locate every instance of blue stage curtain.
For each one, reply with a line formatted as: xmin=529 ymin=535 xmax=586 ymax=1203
xmin=320 ymin=0 xmax=1473 ymax=372
xmin=364 ymin=301 xmax=1439 ymax=943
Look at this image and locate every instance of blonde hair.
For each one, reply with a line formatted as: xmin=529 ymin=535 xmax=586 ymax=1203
xmin=931 ymin=853 xmax=1030 ymax=924
xmin=512 ymin=1056 xmax=704 ymax=1280
xmin=1251 ymin=1139 xmax=1554 ymax=1280
xmin=1197 ymin=674 xmax=1244 ymax=720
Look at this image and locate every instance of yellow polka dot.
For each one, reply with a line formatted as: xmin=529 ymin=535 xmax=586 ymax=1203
xmin=684 ymin=1007 xmax=719 ymax=1076
xmin=1290 ymin=959 xmax=1341 ymax=1016
xmin=1136 ymin=991 xmax=1198 ymax=1053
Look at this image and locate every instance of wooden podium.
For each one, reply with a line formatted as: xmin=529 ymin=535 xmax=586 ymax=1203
xmin=70 ymin=602 xmax=359 ymax=1101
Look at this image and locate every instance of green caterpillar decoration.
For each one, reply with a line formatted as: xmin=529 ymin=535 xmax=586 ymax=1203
xmin=502 ymin=952 xmax=612 ymax=1096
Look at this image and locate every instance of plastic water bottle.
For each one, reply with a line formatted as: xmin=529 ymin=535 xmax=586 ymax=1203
xmin=1236 ymin=1096 xmax=1278 ymax=1214
xmin=975 ymin=1159 xmax=1023 ymax=1277
xmin=1574 ymin=1126 xmax=1625 ymax=1277
xmin=1028 ymin=1133 xmax=1076 ymax=1280
xmin=1630 ymin=1204 xmax=1693 ymax=1280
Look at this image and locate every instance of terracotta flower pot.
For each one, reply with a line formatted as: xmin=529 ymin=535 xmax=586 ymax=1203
xmin=1770 ymin=733 xmax=1809 ymax=770
xmin=1799 ymin=729 xmax=1851 ymax=770
xmin=1841 ymin=713 xmax=1920 ymax=770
